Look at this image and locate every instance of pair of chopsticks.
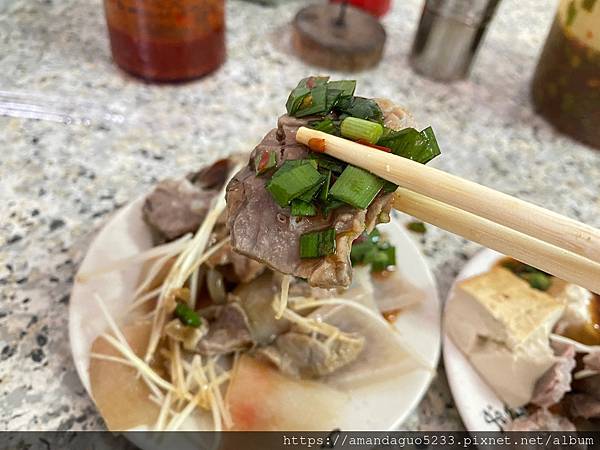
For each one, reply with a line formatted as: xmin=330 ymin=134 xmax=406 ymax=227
xmin=296 ymin=127 xmax=600 ymax=294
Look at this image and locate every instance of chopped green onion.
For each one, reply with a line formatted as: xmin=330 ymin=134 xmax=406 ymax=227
xmin=291 ymin=199 xmax=317 ymax=217
xmin=308 ymin=153 xmax=346 ymax=174
xmin=406 ymin=221 xmax=427 ymax=234
xmin=368 ymin=228 xmax=381 ymax=242
xmin=382 ymin=180 xmax=398 ymax=193
xmin=319 ymin=171 xmax=332 ymax=201
xmin=301 ymin=76 xmax=330 ymax=89
xmin=501 ymin=259 xmax=552 ymax=291
xmin=295 ymin=84 xmax=329 ymax=117
xmin=311 ymin=118 xmax=337 ymax=134
xmin=350 ymin=241 xmax=374 ymax=265
xmin=521 ymin=272 xmax=552 ymax=291
xmin=327 ymin=80 xmax=356 ymax=96
xmin=350 ymin=229 xmax=396 ymax=272
xmin=271 ymin=159 xmax=317 ymax=180
xmin=254 ymin=149 xmax=277 ymax=175
xmin=325 ymin=89 xmax=343 ymax=112
xmin=267 ymin=161 xmax=323 ymax=207
xmin=286 ymin=86 xmax=311 ymax=116
xmin=329 ymin=165 xmax=384 ymax=209
xmin=334 ymin=96 xmax=383 ymax=122
xmin=299 ymin=228 xmax=336 ymax=258
xmin=340 ymin=117 xmax=384 ymax=144
xmin=378 ymin=126 xmax=441 ymax=164
xmin=367 ymin=245 xmax=396 ymax=272
xmin=174 ymin=302 xmax=202 ymax=328
xmin=321 ymin=199 xmax=345 ymax=215
xmin=297 ymin=174 xmax=326 ymax=202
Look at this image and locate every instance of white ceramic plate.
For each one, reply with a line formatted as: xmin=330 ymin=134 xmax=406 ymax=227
xmin=443 ymin=248 xmax=522 ymax=431
xmin=69 ymin=196 xmax=441 ymax=432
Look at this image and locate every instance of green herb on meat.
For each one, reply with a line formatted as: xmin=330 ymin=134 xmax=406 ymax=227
xmin=300 ymin=228 xmax=336 ymax=258
xmin=266 ymin=160 xmax=323 ymax=207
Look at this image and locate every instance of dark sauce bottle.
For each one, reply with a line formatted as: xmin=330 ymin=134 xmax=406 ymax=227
xmin=532 ymin=0 xmax=600 ymax=149
xmin=103 ymin=0 xmax=225 ymax=82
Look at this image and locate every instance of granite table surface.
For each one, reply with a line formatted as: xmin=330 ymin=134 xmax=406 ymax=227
xmin=1 ymin=0 xmax=599 ymax=436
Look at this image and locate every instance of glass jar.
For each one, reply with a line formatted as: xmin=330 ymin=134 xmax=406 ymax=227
xmin=532 ymin=0 xmax=600 ymax=149
xmin=103 ymin=0 xmax=225 ymax=82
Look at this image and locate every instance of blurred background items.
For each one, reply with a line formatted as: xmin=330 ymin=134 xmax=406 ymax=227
xmin=292 ymin=2 xmax=386 ymax=71
xmin=409 ymin=0 xmax=502 ymax=81
xmin=330 ymin=0 xmax=392 ymax=17
xmin=103 ymin=0 xmax=226 ymax=81
xmin=531 ymin=0 xmax=600 ymax=149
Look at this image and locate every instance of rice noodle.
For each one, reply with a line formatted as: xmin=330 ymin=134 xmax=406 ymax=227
xmin=77 ymin=233 xmax=191 ymax=282
xmin=191 ymin=360 xmax=220 ymax=432
xmin=550 ymin=333 xmax=600 ymax=353
xmin=145 ymin=166 xmax=241 ymax=365
xmin=207 ymin=357 xmax=232 ymax=429
xmin=100 ymin=333 xmax=176 ymax=395
xmin=573 ymin=369 xmax=599 ymax=380
xmin=90 ymin=352 xmax=134 ymax=367
xmin=180 ymin=237 xmax=230 ymax=284
xmin=154 ymin=392 xmax=173 ymax=431
xmin=132 ymin=252 xmax=175 ymax=300
xmin=149 ymin=394 xmax=177 ymax=413
xmin=128 ymin=286 xmax=162 ymax=312
xmin=189 ymin=267 xmax=204 ymax=310
xmin=171 ymin=339 xmax=187 ymax=402
xmin=275 ymin=275 xmax=291 ymax=320
xmin=93 ymin=293 xmax=165 ymax=400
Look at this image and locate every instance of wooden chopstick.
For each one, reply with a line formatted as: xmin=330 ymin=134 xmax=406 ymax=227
xmin=296 ymin=127 xmax=600 ymax=265
xmin=393 ymin=188 xmax=600 ymax=294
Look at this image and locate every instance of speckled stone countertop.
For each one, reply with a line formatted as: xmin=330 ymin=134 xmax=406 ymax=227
xmin=1 ymin=0 xmax=599 ymax=435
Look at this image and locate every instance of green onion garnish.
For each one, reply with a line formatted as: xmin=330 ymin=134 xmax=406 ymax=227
xmin=406 ymin=221 xmax=427 ymax=234
xmin=334 ymin=96 xmax=383 ymax=122
xmin=299 ymin=228 xmax=336 ymax=258
xmin=297 ymin=174 xmax=326 ymax=202
xmin=291 ymin=199 xmax=317 ymax=217
xmin=311 ymin=118 xmax=337 ymax=134
xmin=308 ymin=153 xmax=346 ymax=174
xmin=521 ymin=272 xmax=552 ymax=291
xmin=295 ymin=84 xmax=328 ymax=117
xmin=329 ymin=165 xmax=384 ymax=209
xmin=267 ymin=161 xmax=323 ymax=207
xmin=350 ymin=229 xmax=396 ymax=272
xmin=501 ymin=259 xmax=552 ymax=291
xmin=327 ymin=80 xmax=356 ymax=96
xmin=254 ymin=149 xmax=277 ymax=175
xmin=286 ymin=86 xmax=311 ymax=116
xmin=340 ymin=117 xmax=384 ymax=144
xmin=319 ymin=171 xmax=332 ymax=201
xmin=378 ymin=126 xmax=441 ymax=164
xmin=174 ymin=303 xmax=202 ymax=328
xmin=367 ymin=245 xmax=396 ymax=272
xmin=321 ymin=199 xmax=345 ymax=215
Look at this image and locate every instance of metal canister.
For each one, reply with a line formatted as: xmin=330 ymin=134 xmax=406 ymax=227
xmin=410 ymin=0 xmax=501 ymax=81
